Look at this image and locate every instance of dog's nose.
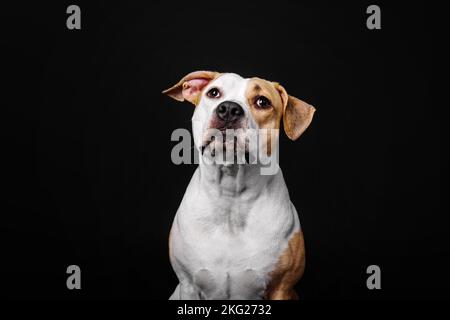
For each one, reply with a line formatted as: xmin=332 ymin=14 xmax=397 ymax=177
xmin=215 ymin=101 xmax=244 ymax=122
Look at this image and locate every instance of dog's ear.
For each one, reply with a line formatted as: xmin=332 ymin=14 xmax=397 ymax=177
xmin=275 ymin=83 xmax=316 ymax=141
xmin=162 ymin=71 xmax=220 ymax=105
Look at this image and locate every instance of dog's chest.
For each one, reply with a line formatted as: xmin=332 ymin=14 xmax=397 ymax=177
xmin=171 ymin=168 xmax=298 ymax=299
xmin=173 ymin=221 xmax=290 ymax=299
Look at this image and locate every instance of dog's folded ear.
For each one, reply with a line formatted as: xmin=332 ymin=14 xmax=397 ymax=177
xmin=162 ymin=71 xmax=220 ymax=105
xmin=275 ymin=83 xmax=316 ymax=141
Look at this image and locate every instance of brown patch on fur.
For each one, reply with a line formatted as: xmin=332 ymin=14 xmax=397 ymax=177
xmin=245 ymin=79 xmax=315 ymax=143
xmin=245 ymin=78 xmax=284 ymax=156
xmin=273 ymin=83 xmax=316 ymax=141
xmin=265 ymin=231 xmax=305 ymax=300
xmin=253 ymin=84 xmax=262 ymax=92
xmin=245 ymin=78 xmax=283 ymax=129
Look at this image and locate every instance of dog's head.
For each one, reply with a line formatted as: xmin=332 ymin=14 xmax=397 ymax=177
xmin=163 ymin=71 xmax=315 ymax=162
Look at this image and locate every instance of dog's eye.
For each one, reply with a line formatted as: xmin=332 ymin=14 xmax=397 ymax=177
xmin=255 ymin=96 xmax=271 ymax=109
xmin=206 ymin=88 xmax=221 ymax=99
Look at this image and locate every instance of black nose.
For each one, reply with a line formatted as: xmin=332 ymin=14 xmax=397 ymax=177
xmin=215 ymin=101 xmax=244 ymax=122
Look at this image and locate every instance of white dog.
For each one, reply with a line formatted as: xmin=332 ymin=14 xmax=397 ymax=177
xmin=163 ymin=71 xmax=315 ymax=300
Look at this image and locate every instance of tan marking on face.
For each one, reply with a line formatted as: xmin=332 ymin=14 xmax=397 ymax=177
xmin=265 ymin=231 xmax=305 ymax=300
xmin=245 ymin=78 xmax=283 ymax=129
xmin=245 ymin=78 xmax=284 ymax=155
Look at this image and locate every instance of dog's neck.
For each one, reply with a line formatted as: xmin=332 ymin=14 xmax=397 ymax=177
xmin=198 ymin=161 xmax=278 ymax=199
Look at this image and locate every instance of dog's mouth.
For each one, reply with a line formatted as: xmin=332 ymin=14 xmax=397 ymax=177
xmin=200 ymin=131 xmax=238 ymax=154
xmin=200 ymin=129 xmax=250 ymax=162
xmin=200 ymin=135 xmax=215 ymax=155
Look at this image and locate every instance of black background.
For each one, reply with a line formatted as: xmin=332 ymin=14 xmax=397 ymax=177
xmin=0 ymin=1 xmax=443 ymax=300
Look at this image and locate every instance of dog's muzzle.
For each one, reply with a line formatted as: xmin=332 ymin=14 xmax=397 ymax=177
xmin=215 ymin=101 xmax=244 ymax=126
xmin=200 ymin=101 xmax=248 ymax=157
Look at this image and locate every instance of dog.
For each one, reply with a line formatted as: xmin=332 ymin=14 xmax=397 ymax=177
xmin=163 ymin=71 xmax=315 ymax=300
